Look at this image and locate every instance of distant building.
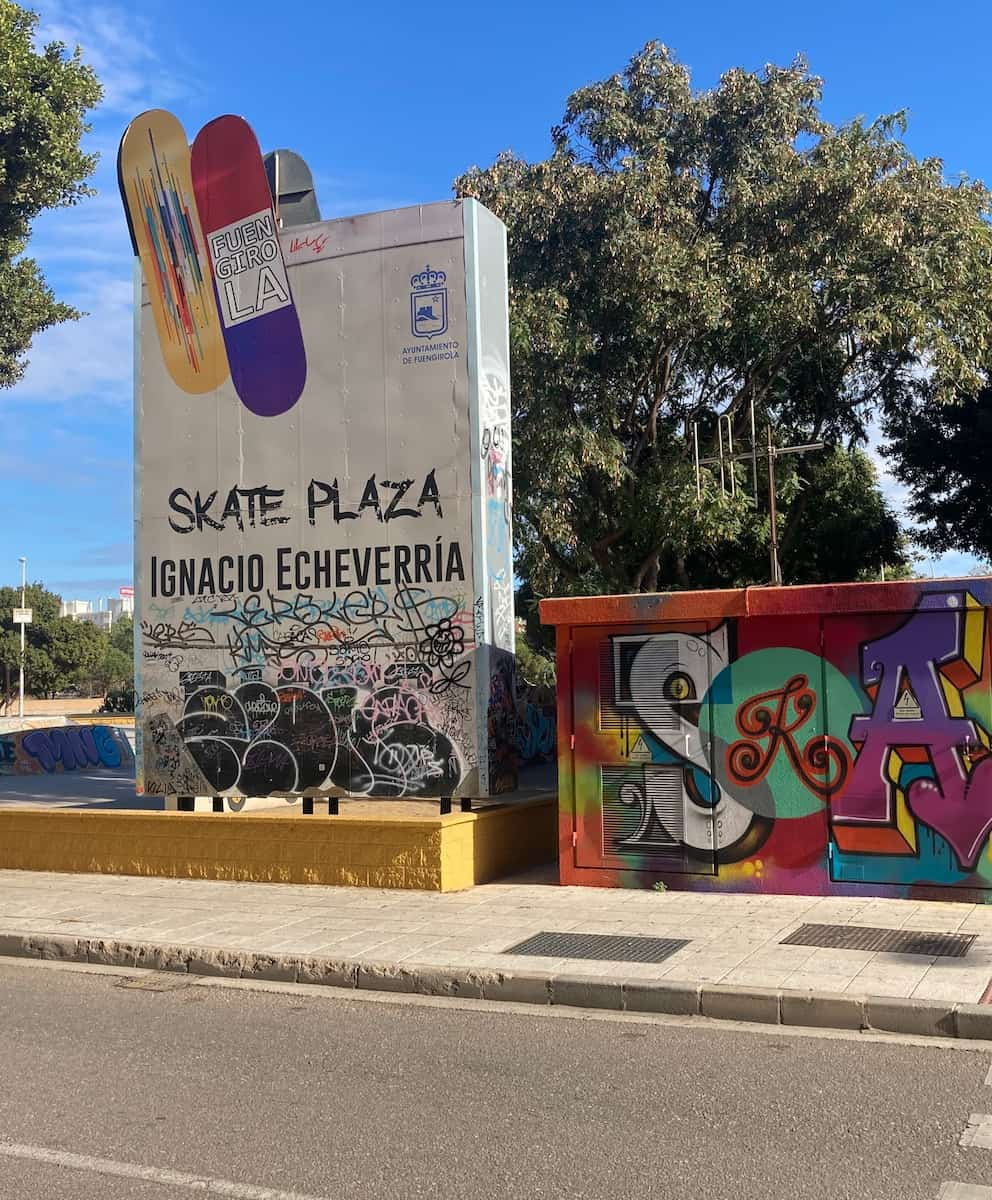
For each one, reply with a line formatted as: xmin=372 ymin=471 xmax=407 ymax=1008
xmin=60 ymin=591 xmax=132 ymax=630
xmin=107 ymin=595 xmax=134 ymax=619
xmin=59 ymin=599 xmax=91 ymax=618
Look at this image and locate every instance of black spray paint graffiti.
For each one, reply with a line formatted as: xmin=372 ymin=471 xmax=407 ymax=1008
xmin=141 ymin=583 xmax=480 ymax=797
xmin=148 ymin=587 xmax=476 ymax=691
xmin=163 ymin=677 xmax=461 ymax=798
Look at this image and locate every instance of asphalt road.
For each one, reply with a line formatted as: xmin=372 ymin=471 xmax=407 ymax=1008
xmin=0 ymin=962 xmax=989 ymax=1199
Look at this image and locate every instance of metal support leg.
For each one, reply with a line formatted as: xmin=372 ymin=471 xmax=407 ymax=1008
xmin=439 ymin=796 xmax=452 ymax=815
xmin=328 ymin=797 xmax=339 ymax=815
xmin=212 ymin=796 xmax=224 ymax=813
xmin=460 ymin=797 xmax=473 ymax=812
xmin=302 ymin=797 xmax=314 ymax=815
xmin=178 ymin=795 xmax=195 ymax=812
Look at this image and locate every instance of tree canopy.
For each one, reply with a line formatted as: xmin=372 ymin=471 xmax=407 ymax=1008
xmin=0 ymin=583 xmax=133 ymax=702
xmin=0 ymin=0 xmax=101 ymax=388
xmin=456 ymin=43 xmax=992 ymax=598
xmin=883 ymin=375 xmax=992 ymax=563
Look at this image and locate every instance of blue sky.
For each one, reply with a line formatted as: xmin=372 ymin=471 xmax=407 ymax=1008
xmin=2 ymin=0 xmax=990 ymax=600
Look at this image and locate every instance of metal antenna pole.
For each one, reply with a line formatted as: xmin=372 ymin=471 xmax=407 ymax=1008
xmin=724 ymin=415 xmax=736 ymax=497
xmin=18 ymin=556 xmax=26 ymax=719
xmin=766 ymin=425 xmax=781 ymax=586
xmin=694 ymin=411 xmax=824 ymax=585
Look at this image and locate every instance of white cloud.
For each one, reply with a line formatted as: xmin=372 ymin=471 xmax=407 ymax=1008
xmin=28 ymin=190 xmax=130 ymax=268
xmin=5 ymin=273 xmax=133 ymax=406
xmin=34 ymin=1 xmax=196 ymax=115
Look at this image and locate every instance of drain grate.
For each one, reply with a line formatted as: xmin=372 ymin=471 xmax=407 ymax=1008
xmin=503 ymin=931 xmax=689 ymax=964
xmin=780 ymin=923 xmax=976 ymax=958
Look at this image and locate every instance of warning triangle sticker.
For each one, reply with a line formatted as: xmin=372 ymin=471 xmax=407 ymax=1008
xmin=893 ymin=686 xmax=922 ymax=721
xmin=629 ymin=736 xmax=652 ymax=762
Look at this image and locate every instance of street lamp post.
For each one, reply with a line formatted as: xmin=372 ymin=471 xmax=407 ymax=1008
xmin=18 ymin=556 xmax=26 ymax=720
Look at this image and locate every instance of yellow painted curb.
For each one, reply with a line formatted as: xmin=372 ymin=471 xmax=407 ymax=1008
xmin=67 ymin=714 xmax=135 ymax=726
xmin=0 ymin=797 xmax=556 ymax=892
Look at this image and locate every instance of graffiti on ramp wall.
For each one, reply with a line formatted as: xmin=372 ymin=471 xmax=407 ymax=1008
xmin=0 ymin=725 xmax=134 ymax=777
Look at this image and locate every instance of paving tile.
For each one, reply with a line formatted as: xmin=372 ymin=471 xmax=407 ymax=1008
xmin=719 ymin=967 xmax=793 ymax=988
xmin=910 ymin=967 xmax=992 ymax=1001
xmin=604 ymin=960 xmax=678 ymax=980
xmin=800 ymin=947 xmax=878 ymax=970
xmin=464 ymin=954 xmax=570 ymax=972
xmin=662 ymin=958 xmax=744 ymax=983
xmin=781 ymin=970 xmax=867 ymax=992
xmin=868 ymin=951 xmax=939 ymax=968
xmin=848 ymin=962 xmax=933 ymax=998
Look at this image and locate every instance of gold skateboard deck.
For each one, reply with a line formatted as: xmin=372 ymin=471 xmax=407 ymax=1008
xmin=118 ymin=108 xmax=229 ymax=394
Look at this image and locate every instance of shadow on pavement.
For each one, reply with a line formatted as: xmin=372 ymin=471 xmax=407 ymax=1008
xmin=0 ymin=767 xmax=158 ymax=810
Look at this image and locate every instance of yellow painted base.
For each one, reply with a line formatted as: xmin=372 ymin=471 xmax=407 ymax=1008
xmin=0 ymin=798 xmax=557 ymax=892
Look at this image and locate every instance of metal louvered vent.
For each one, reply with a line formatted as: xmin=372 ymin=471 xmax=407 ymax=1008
xmin=780 ymin=923 xmax=976 ymax=958
xmin=602 ymin=764 xmax=684 ymax=855
xmin=503 ymin=930 xmax=690 ymax=963
xmin=601 ymin=633 xmax=681 ymax=732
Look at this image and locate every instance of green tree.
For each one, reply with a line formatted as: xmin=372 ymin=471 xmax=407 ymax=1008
xmin=92 ymin=646 xmax=131 ymax=693
xmin=0 ymin=1 xmax=101 ymax=387
xmin=109 ymin=613 xmax=133 ymax=658
xmin=882 ymin=376 xmax=992 ymax=563
xmin=455 ymin=43 xmax=990 ymax=597
xmin=0 ymin=584 xmax=118 ymax=699
xmin=711 ymin=447 xmax=910 ymax=586
xmin=49 ymin=616 xmax=105 ymax=693
xmin=0 ymin=582 xmax=61 ymax=700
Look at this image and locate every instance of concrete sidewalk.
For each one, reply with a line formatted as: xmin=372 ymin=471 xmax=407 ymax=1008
xmin=1 ymin=866 xmax=992 ymax=1038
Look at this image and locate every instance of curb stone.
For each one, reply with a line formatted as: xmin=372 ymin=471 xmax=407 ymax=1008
xmin=0 ymin=932 xmax=990 ymax=1041
xmin=780 ymin=988 xmax=867 ymax=1031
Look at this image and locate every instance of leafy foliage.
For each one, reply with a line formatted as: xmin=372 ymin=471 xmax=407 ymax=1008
xmin=455 ymin=43 xmax=991 ymax=596
xmin=0 ymin=582 xmax=133 ymax=702
xmin=91 ymin=646 xmax=132 ymax=692
xmin=883 ymin=376 xmax=992 ymax=563
xmin=515 ymin=634 xmax=556 ymax=689
xmin=0 ymin=1 xmax=101 ymax=387
xmin=109 ymin=614 xmax=133 ymax=658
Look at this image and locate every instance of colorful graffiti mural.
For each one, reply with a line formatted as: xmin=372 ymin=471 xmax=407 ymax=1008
xmin=541 ymin=579 xmax=992 ymax=900
xmin=0 ymin=725 xmax=134 ymax=776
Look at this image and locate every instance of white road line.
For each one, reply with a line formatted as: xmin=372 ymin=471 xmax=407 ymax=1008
xmin=960 ymin=1114 xmax=992 ymax=1150
xmin=986 ymin=1060 xmax=992 ymax=1087
xmin=941 ymin=1185 xmax=992 ymax=1199
xmin=0 ymin=1141 xmax=331 ymax=1199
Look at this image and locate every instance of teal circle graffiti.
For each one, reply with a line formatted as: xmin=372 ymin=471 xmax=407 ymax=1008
xmin=701 ymin=648 xmax=863 ymax=820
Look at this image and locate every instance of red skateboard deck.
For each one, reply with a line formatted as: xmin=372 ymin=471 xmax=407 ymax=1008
xmin=191 ymin=115 xmax=307 ymax=417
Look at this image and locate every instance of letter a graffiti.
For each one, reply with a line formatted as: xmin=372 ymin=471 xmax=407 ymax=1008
xmin=832 ymin=592 xmax=992 ymax=869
